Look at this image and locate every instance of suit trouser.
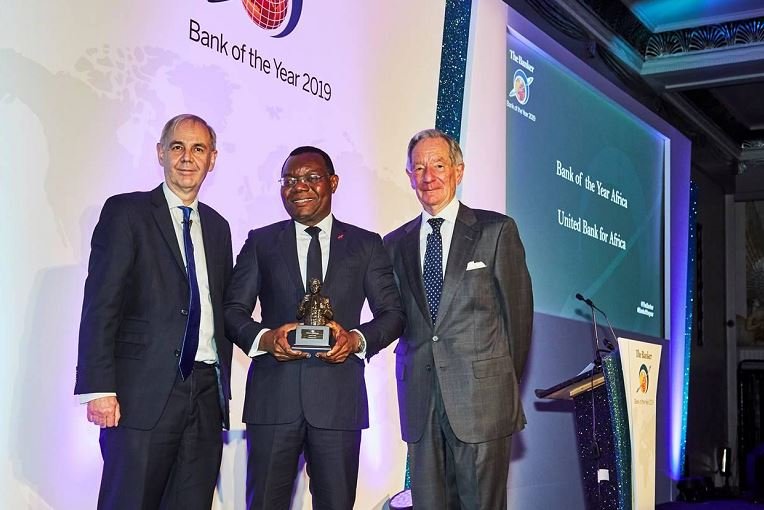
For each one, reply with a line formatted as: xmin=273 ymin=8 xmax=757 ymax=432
xmin=98 ymin=363 xmax=223 ymax=510
xmin=409 ymin=375 xmax=512 ymax=510
xmin=245 ymin=416 xmax=361 ymax=510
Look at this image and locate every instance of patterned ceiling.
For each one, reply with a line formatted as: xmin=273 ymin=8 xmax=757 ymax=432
xmin=513 ymin=0 xmax=764 ymax=190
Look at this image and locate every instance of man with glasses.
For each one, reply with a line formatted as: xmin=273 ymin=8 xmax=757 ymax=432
xmin=224 ymin=146 xmax=404 ymax=510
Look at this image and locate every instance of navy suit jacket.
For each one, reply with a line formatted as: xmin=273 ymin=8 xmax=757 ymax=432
xmin=384 ymin=203 xmax=533 ymax=443
xmin=224 ymin=217 xmax=404 ymax=430
xmin=75 ymin=185 xmax=234 ymax=430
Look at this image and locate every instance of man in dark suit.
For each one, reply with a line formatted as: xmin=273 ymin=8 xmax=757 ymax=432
xmin=384 ymin=129 xmax=534 ymax=509
xmin=224 ymin=146 xmax=404 ymax=510
xmin=75 ymin=114 xmax=233 ymax=509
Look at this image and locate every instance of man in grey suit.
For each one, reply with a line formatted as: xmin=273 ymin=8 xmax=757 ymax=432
xmin=384 ymin=129 xmax=533 ymax=509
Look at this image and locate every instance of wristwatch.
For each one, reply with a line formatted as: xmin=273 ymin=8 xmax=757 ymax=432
xmin=355 ymin=332 xmax=366 ymax=353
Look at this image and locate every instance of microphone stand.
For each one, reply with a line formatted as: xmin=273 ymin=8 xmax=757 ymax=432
xmin=577 ymin=292 xmax=620 ymax=505
xmin=591 ymin=301 xmax=618 ymax=354
xmin=577 ymin=294 xmax=603 ymax=503
xmin=590 ymin=301 xmax=603 ymax=367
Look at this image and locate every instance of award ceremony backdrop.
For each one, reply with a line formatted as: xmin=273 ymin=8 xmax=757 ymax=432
xmin=0 ymin=0 xmax=508 ymax=508
xmin=1 ymin=0 xmax=691 ymax=508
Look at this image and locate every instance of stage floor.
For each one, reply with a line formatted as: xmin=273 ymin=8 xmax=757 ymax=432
xmin=658 ymin=500 xmax=764 ymax=509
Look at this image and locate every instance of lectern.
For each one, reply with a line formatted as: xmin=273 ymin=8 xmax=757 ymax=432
xmin=536 ymin=351 xmax=632 ymax=510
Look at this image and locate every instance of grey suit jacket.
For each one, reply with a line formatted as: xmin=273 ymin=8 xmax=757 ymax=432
xmin=384 ymin=202 xmax=533 ymax=443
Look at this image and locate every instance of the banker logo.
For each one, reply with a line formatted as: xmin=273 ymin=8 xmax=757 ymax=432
xmin=636 ymin=364 xmax=649 ymax=394
xmin=509 ymin=69 xmax=534 ymax=105
xmin=208 ymin=0 xmax=303 ymax=38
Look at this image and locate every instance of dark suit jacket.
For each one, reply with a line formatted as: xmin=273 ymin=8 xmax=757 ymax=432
xmin=75 ymin=185 xmax=233 ymax=430
xmin=224 ymin=217 xmax=404 ymax=430
xmin=384 ymin=203 xmax=533 ymax=444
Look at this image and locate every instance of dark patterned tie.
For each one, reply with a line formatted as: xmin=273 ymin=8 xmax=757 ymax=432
xmin=305 ymin=226 xmax=322 ymax=289
xmin=178 ymin=206 xmax=201 ymax=380
xmin=423 ymin=218 xmax=445 ymax=325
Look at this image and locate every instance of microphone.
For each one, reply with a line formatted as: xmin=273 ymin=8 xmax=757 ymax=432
xmin=577 ymin=293 xmax=607 ymax=315
xmin=576 ymin=292 xmax=617 ymax=352
xmin=575 ymin=293 xmax=591 ymax=306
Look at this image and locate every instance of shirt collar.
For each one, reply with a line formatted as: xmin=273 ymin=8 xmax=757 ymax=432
xmin=421 ymin=198 xmax=459 ymax=226
xmin=295 ymin=214 xmax=333 ymax=236
xmin=163 ymin=182 xmax=199 ymax=213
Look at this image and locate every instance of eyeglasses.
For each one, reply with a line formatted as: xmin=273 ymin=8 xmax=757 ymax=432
xmin=278 ymin=174 xmax=328 ymax=188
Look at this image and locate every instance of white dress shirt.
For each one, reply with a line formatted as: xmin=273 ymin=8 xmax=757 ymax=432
xmin=419 ymin=198 xmax=460 ymax=275
xmin=162 ymin=183 xmax=218 ymax=364
xmin=295 ymin=214 xmax=333 ymax=290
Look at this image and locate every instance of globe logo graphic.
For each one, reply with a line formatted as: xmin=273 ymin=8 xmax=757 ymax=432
xmin=637 ymin=364 xmax=649 ymax=393
xmin=207 ymin=0 xmax=303 ymax=37
xmin=242 ymin=0 xmax=288 ymax=29
xmin=509 ymin=69 xmax=534 ymax=106
xmin=236 ymin=0 xmax=303 ymax=37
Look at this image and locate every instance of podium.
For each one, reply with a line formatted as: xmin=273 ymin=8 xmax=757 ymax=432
xmin=536 ymin=351 xmax=632 ymax=510
xmin=536 ymin=338 xmax=662 ymax=510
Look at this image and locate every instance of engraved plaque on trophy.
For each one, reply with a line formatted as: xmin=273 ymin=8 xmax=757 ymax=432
xmin=294 ymin=278 xmax=333 ymax=350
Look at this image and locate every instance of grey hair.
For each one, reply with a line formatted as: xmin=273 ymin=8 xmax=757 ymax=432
xmin=159 ymin=114 xmax=217 ymax=150
xmin=406 ymin=128 xmax=463 ymax=170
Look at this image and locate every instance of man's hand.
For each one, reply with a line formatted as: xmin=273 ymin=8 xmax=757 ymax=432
xmin=87 ymin=396 xmax=121 ymax=428
xmin=259 ymin=322 xmax=308 ymax=361
xmin=317 ymin=321 xmax=360 ymax=363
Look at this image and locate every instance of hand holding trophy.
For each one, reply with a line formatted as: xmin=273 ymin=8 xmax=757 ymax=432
xmin=294 ymin=278 xmax=333 ymax=350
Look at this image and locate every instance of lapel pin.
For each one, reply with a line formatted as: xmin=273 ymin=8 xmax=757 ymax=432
xmin=337 ymin=233 xmax=344 ymax=240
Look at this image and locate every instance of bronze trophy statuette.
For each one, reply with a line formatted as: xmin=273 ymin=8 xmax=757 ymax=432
xmin=295 ymin=278 xmax=333 ymax=350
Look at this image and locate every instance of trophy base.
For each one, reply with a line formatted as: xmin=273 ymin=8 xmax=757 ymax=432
xmin=294 ymin=324 xmax=331 ymax=350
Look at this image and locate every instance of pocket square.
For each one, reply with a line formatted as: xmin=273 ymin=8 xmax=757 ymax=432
xmin=466 ymin=260 xmax=487 ymax=271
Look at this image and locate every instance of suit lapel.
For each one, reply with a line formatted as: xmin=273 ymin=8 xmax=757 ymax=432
xmin=278 ymin=220 xmax=305 ymax=294
xmin=436 ymin=204 xmax=478 ymax=328
xmin=323 ymin=217 xmax=347 ymax=296
xmin=401 ymin=216 xmax=430 ymax=325
xmin=150 ymin=186 xmax=186 ymax=275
